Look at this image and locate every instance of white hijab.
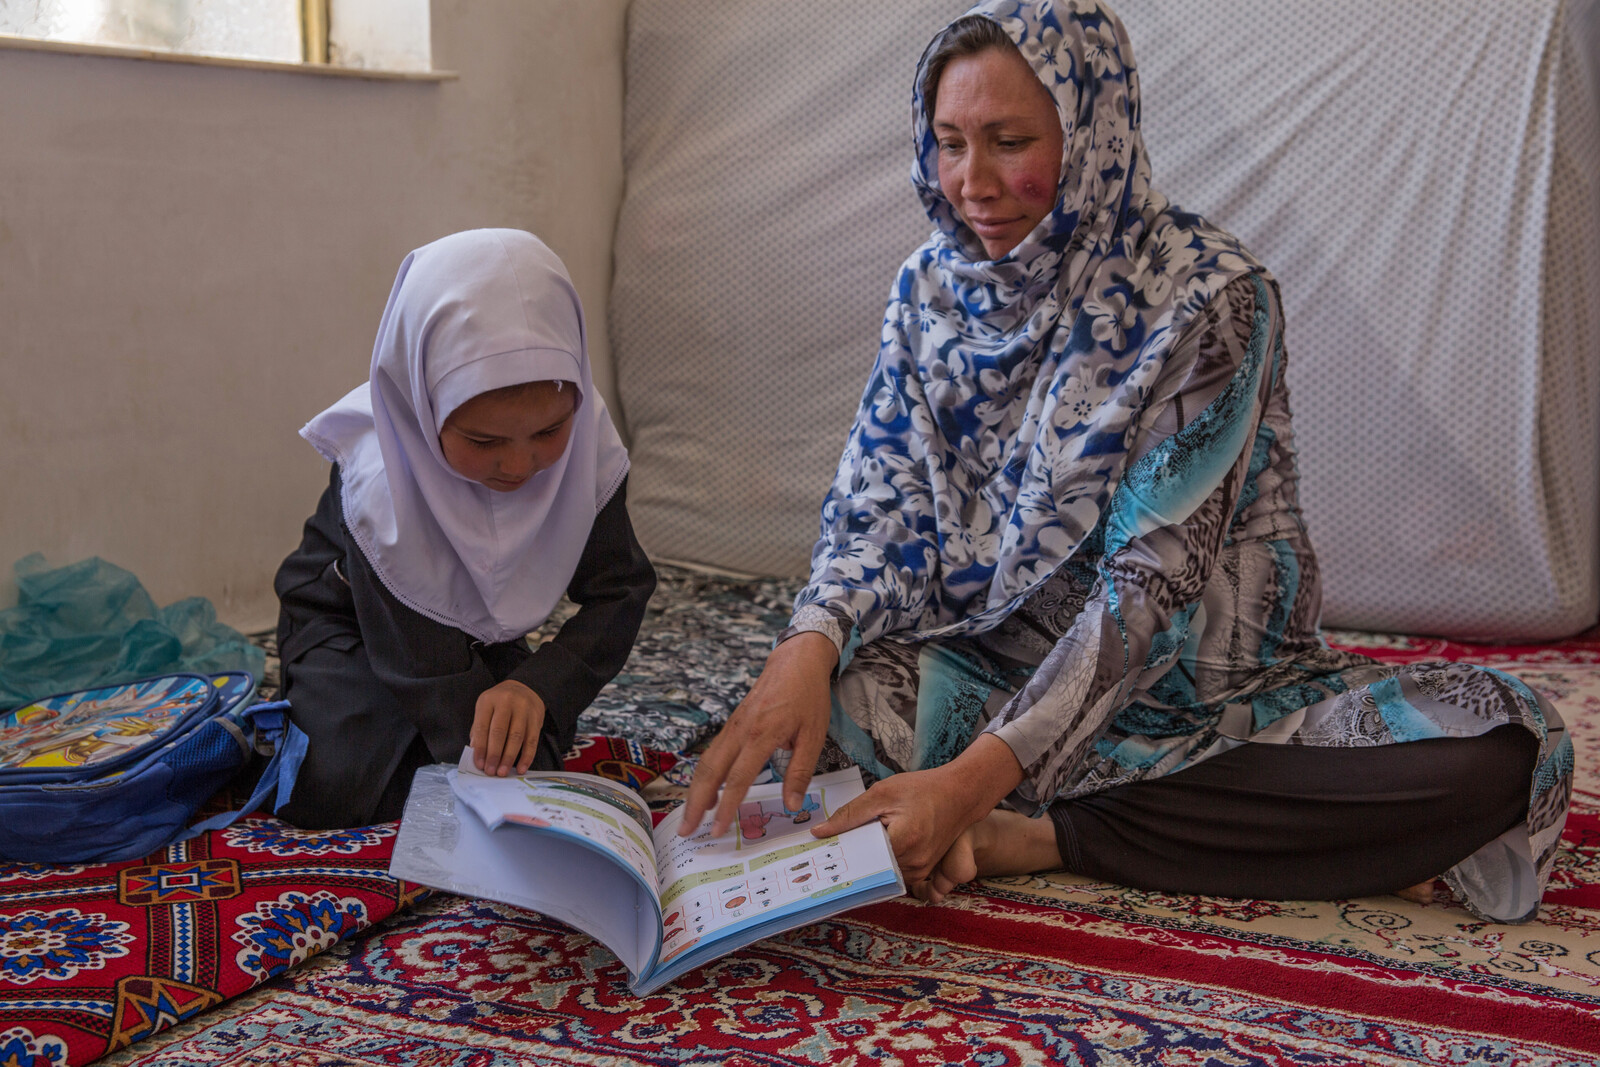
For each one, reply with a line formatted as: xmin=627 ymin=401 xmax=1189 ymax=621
xmin=300 ymin=229 xmax=630 ymax=645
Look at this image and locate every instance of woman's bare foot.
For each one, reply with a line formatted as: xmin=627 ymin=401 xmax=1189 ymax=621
xmin=911 ymin=808 xmax=1064 ymax=904
xmin=909 ymin=829 xmax=979 ymax=904
xmin=1393 ymin=878 xmax=1438 ymax=905
xmin=967 ymin=807 xmax=1062 ymax=876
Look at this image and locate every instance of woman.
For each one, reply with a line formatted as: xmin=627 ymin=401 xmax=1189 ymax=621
xmin=678 ymin=0 xmax=1573 ymax=924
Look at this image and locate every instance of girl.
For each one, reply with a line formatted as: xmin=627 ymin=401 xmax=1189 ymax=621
xmin=273 ymin=229 xmax=655 ymax=830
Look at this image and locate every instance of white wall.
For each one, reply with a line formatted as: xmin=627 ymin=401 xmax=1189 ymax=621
xmin=0 ymin=0 xmax=629 ymax=631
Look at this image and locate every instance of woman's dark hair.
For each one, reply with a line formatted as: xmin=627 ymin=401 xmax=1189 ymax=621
xmin=921 ymin=16 xmax=1015 ymax=123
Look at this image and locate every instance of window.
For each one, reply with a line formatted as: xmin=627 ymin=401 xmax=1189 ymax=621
xmin=1 ymin=0 xmax=302 ymax=63
xmin=0 ymin=0 xmax=433 ymax=73
xmin=325 ymin=0 xmax=429 ymax=72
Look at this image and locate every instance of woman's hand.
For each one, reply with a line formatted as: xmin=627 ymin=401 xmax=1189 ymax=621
xmin=808 ymin=766 xmax=972 ymax=884
xmin=809 ymin=734 xmax=1026 ymax=890
xmin=471 ymin=679 xmax=546 ymax=776
xmin=677 ymin=631 xmax=839 ymax=838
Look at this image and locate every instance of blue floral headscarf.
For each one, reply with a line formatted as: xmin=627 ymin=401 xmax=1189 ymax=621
xmin=797 ymin=0 xmax=1268 ymax=645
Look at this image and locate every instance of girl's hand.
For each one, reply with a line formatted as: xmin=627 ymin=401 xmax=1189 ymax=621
xmin=471 ymin=679 xmax=546 ymax=776
xmin=677 ymin=631 xmax=838 ymax=838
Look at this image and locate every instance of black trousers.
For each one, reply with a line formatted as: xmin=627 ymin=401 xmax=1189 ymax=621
xmin=1049 ymin=724 xmax=1537 ymax=899
xmin=276 ymin=637 xmax=562 ymax=830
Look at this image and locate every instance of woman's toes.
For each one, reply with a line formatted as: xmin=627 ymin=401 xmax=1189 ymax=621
xmin=940 ymin=830 xmax=980 ymax=886
xmin=1393 ymin=878 xmax=1438 ymax=905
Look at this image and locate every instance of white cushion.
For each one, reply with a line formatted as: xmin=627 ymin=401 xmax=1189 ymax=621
xmin=611 ymin=0 xmax=969 ymax=576
xmin=611 ymin=0 xmax=1600 ymax=639
xmin=1115 ymin=0 xmax=1600 ymax=640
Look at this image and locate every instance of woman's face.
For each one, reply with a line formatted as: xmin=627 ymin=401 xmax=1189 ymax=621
xmin=439 ymin=382 xmax=577 ymax=492
xmin=932 ymin=45 xmax=1063 ymax=260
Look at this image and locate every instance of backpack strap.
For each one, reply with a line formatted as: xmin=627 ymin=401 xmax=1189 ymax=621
xmin=179 ymin=700 xmax=309 ymax=838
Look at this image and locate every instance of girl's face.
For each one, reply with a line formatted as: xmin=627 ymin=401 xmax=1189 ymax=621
xmin=932 ymin=45 xmax=1063 ymax=260
xmin=439 ymin=382 xmax=578 ymax=492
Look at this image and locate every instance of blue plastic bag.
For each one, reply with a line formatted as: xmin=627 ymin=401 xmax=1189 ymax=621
xmin=0 ymin=555 xmax=265 ymax=710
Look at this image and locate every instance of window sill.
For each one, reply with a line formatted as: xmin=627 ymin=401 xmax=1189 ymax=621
xmin=0 ymin=33 xmax=456 ymax=82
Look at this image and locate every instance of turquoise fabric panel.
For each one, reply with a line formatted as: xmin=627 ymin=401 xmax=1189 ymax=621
xmin=0 ymin=555 xmax=264 ymax=710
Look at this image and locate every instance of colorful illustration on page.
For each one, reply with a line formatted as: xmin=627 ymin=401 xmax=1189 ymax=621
xmin=736 ymin=792 xmax=823 ymax=847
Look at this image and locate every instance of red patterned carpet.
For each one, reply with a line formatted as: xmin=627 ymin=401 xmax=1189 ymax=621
xmin=0 ymin=820 xmax=422 ymax=1067
xmin=88 ymin=872 xmax=1600 ymax=1066
xmin=80 ymin=891 xmax=1600 ymax=1066
xmin=0 ymin=736 xmax=672 ymax=1067
xmin=5 ymin=633 xmax=1599 ymax=1066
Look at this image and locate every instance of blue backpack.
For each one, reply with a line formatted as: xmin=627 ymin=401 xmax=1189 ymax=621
xmin=0 ymin=673 xmax=307 ymax=863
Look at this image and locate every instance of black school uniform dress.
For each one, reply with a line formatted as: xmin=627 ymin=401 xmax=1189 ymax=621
xmin=273 ymin=466 xmax=655 ymax=829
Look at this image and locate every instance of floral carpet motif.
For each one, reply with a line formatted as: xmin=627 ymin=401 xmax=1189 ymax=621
xmin=95 ymin=888 xmax=1599 ymax=1067
xmin=0 ymin=813 xmax=422 ymax=1067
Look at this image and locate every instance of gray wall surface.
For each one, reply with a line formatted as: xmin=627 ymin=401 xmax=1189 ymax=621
xmin=0 ymin=0 xmax=628 ymax=630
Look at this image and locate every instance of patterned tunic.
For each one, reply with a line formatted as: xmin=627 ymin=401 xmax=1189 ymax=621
xmin=786 ymin=276 xmax=1573 ymax=923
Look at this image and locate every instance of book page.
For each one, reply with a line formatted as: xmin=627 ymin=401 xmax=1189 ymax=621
xmin=650 ymin=767 xmax=897 ymax=969
xmin=450 ymin=750 xmax=658 ymax=893
xmin=388 ymin=759 xmax=661 ymax=980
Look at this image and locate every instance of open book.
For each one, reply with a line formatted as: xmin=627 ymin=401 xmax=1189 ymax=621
xmin=388 ymin=752 xmax=904 ymax=994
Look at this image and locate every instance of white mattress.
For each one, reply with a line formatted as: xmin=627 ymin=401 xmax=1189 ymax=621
xmin=611 ymin=0 xmax=1600 ymax=640
xmin=1114 ymin=0 xmax=1600 ymax=639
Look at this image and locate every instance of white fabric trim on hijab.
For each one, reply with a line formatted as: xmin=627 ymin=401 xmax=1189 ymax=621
xmin=795 ymin=0 xmax=1268 ymax=648
xmin=300 ymin=228 xmax=630 ymax=645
